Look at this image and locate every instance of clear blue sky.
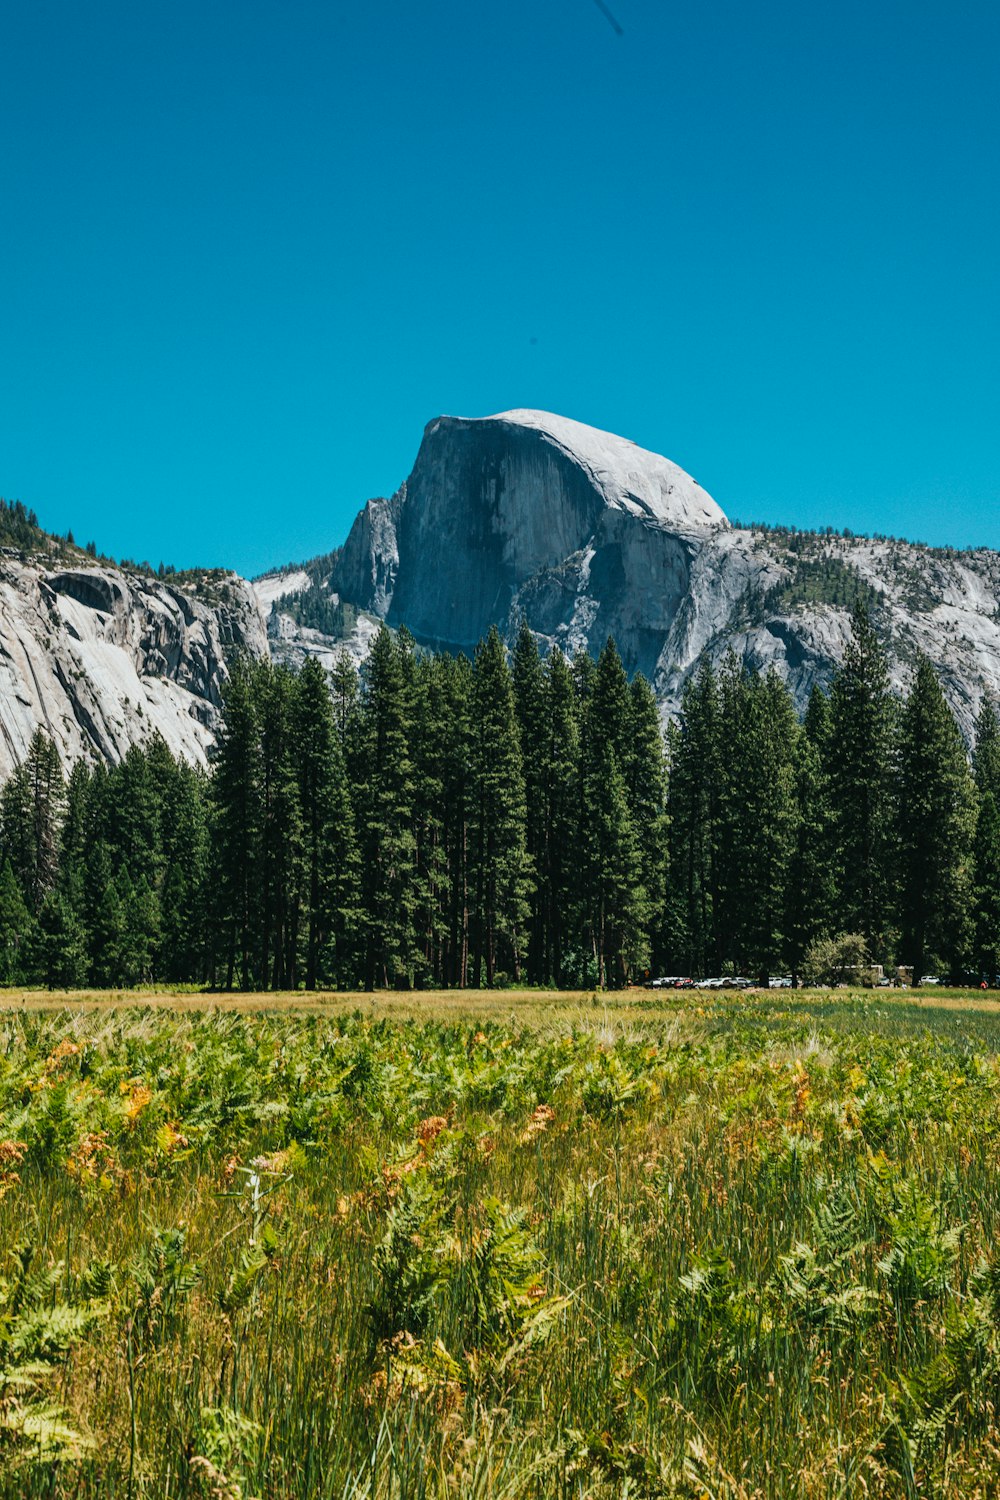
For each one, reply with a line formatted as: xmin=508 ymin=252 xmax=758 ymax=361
xmin=2 ymin=0 xmax=998 ymax=577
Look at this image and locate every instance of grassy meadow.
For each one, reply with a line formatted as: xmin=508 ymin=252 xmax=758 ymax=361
xmin=0 ymin=986 xmax=999 ymax=1496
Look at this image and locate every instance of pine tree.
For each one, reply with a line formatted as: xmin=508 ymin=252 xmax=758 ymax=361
xmin=974 ymin=699 xmax=1000 ymax=799
xmin=158 ymin=762 xmax=210 ymax=983
xmin=59 ymin=761 xmax=93 ymax=920
xmin=625 ymin=674 xmax=669 ymax=975
xmin=257 ymin=664 xmax=304 ymax=988
xmin=294 ymin=654 xmax=359 ymax=988
xmin=469 ymin=628 xmax=532 ymax=986
xmin=115 ymin=870 xmax=160 ymax=985
xmin=713 ymin=664 xmax=800 ymax=976
xmin=24 ymin=731 xmax=64 ymax=909
xmin=330 ymin=649 xmax=362 ymax=771
xmin=85 ymin=845 xmax=126 ymax=987
xmin=358 ymin=627 xmax=419 ymax=988
xmin=588 ymin=639 xmax=632 ymax=766
xmin=407 ymin=651 xmax=462 ymax=987
xmin=540 ymin=648 xmax=581 ymax=984
xmin=582 ymin=735 xmax=648 ymax=987
xmin=666 ymin=661 xmax=721 ymax=974
xmin=512 ymin=622 xmax=548 ymax=983
xmin=898 ymin=657 xmax=977 ymax=980
xmin=785 ymin=688 xmax=838 ymax=977
xmin=0 ymin=861 xmax=31 ymax=984
xmin=106 ymin=743 xmax=161 ymax=886
xmin=211 ymin=659 xmax=264 ymax=989
xmin=972 ymin=791 xmax=1000 ymax=983
xmin=827 ymin=604 xmax=896 ymax=960
xmin=31 ymin=890 xmax=87 ymax=989
xmin=0 ymin=731 xmax=64 ymax=913
xmin=438 ymin=652 xmax=474 ymax=986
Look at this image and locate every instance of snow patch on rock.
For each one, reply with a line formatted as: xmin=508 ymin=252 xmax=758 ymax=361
xmin=252 ymin=570 xmax=310 ymax=610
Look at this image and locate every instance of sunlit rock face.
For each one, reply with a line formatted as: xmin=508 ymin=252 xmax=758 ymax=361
xmin=322 ymin=409 xmax=1000 ymax=741
xmin=14 ymin=408 xmax=1000 ymax=776
xmin=0 ymin=558 xmax=267 ymax=777
xmin=329 ymin=410 xmax=728 ymax=677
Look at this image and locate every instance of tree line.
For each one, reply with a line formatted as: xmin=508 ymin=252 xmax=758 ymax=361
xmin=0 ymin=605 xmax=997 ymax=990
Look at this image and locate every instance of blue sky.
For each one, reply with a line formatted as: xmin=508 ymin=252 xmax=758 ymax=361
xmin=2 ymin=0 xmax=997 ymax=577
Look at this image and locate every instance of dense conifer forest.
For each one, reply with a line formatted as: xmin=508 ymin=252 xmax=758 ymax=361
xmin=0 ymin=604 xmax=996 ymax=990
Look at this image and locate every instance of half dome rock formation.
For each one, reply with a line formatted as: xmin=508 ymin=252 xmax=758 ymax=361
xmin=0 ymin=554 xmax=267 ymax=778
xmin=327 ymin=409 xmax=727 ymax=676
xmin=10 ymin=407 xmax=1000 ymax=775
xmin=265 ymin=408 xmax=1000 ymax=742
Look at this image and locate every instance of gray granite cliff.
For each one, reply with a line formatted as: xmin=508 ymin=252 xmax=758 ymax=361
xmin=0 ymin=556 xmax=267 ymax=777
xmin=262 ymin=408 xmax=1000 ymax=741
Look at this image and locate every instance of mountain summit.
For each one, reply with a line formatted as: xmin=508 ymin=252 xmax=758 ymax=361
xmin=4 ymin=408 xmax=1000 ymax=775
xmin=262 ymin=410 xmax=1000 ymax=742
xmin=322 ymin=409 xmax=726 ymax=673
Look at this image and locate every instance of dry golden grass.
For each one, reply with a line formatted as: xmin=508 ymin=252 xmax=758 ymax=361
xmin=1 ymin=982 xmax=999 ymax=1023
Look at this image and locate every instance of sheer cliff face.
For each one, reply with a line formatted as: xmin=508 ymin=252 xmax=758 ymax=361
xmin=330 ymin=410 xmax=728 ymax=676
xmin=0 ymin=558 xmax=267 ymax=777
xmin=323 ymin=409 xmax=1000 ymax=740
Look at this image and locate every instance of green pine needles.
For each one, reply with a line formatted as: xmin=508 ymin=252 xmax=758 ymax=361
xmin=0 ymin=605 xmax=997 ymax=988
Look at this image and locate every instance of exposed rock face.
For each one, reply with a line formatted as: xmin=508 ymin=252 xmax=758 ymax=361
xmin=0 ymin=557 xmax=267 ymax=777
xmin=328 ymin=411 xmax=726 ymax=675
xmin=15 ymin=408 xmax=999 ymax=775
xmin=314 ymin=409 xmax=1000 ymax=740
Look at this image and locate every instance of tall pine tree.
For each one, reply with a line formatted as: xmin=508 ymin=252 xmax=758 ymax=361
xmin=897 ymin=657 xmax=976 ymax=979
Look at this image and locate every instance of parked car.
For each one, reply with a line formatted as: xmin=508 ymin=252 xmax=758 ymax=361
xmin=919 ymin=975 xmax=941 ymax=986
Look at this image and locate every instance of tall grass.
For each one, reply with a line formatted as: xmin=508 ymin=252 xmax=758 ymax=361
xmin=0 ymin=992 xmax=999 ymax=1495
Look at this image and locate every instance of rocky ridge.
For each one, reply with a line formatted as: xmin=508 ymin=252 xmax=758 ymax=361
xmin=259 ymin=409 xmax=1000 ymax=741
xmin=0 ymin=553 xmax=267 ymax=778
xmin=7 ymin=408 xmax=1000 ymax=776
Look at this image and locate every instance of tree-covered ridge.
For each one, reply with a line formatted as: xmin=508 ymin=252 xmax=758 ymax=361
xmin=272 ymin=581 xmax=358 ymax=640
xmin=0 ymin=497 xmax=246 ymax=608
xmin=0 ymin=604 xmax=996 ymax=990
xmin=762 ymin=555 xmax=881 ymax=616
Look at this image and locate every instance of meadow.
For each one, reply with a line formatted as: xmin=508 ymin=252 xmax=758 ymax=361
xmin=0 ymin=987 xmax=999 ymax=1497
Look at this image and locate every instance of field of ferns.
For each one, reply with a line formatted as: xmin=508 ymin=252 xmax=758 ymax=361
xmin=1 ymin=987 xmax=1000 ymax=1497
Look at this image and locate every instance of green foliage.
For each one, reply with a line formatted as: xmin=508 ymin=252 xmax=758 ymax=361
xmin=0 ymin=996 xmax=995 ymax=1492
xmin=369 ymin=1171 xmax=453 ymax=1342
xmin=0 ymin=603 xmax=989 ymax=997
xmin=128 ymin=1227 xmax=200 ymax=1348
xmin=762 ymin=554 xmax=880 ymax=616
xmin=0 ymin=1241 xmax=104 ymax=1466
xmin=878 ymin=1186 xmax=962 ymax=1305
xmin=272 ymin=581 xmax=358 ymax=640
xmin=827 ymin=602 xmax=897 ymax=961
xmin=801 ymin=929 xmax=871 ymax=986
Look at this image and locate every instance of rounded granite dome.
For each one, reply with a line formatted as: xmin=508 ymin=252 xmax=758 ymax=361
xmin=473 ymin=409 xmax=729 ymax=534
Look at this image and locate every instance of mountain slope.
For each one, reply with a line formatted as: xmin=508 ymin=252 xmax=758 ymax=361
xmin=262 ymin=409 xmax=1000 ymax=740
xmin=0 ymin=551 xmax=267 ymax=778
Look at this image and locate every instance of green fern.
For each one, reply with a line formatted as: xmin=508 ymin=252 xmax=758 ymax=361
xmin=774 ymin=1182 xmax=880 ymax=1336
xmin=469 ymin=1197 xmax=547 ymax=1350
xmin=0 ymin=1242 xmax=105 ymax=1466
xmin=128 ymin=1226 xmax=201 ymax=1347
xmin=369 ymin=1173 xmax=453 ymax=1342
xmin=219 ymin=1225 xmax=278 ymax=1318
xmin=877 ymin=1187 xmax=961 ymax=1305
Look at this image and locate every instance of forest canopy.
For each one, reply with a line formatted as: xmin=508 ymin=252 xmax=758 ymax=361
xmin=0 ymin=605 xmax=995 ymax=991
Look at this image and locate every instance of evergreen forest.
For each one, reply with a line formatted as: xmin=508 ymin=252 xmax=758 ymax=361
xmin=1 ymin=604 xmax=997 ymax=992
